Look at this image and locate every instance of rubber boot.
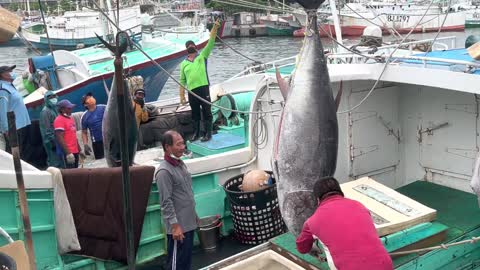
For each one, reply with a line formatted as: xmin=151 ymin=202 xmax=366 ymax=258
xmin=190 ymin=120 xmax=200 ymax=141
xmin=201 ymin=120 xmax=212 ymax=142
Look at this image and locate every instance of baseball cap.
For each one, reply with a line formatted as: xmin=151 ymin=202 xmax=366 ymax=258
xmin=134 ymin=89 xmax=145 ymax=95
xmin=0 ymin=65 xmax=16 ymax=74
xmin=81 ymin=92 xmax=93 ymax=104
xmin=185 ymin=40 xmax=195 ymax=48
xmin=57 ymin=99 xmax=76 ymax=109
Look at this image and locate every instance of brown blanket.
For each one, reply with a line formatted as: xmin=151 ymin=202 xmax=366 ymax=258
xmin=61 ymin=166 xmax=155 ymax=264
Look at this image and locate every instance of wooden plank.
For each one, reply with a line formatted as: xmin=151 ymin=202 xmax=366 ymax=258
xmin=341 ymin=177 xmax=437 ymax=236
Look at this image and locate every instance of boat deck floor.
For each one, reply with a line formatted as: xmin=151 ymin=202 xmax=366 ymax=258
xmin=394 ymin=181 xmax=480 ymax=267
xmin=139 ymin=234 xmax=254 ymax=270
xmin=140 ymin=181 xmax=480 ymax=269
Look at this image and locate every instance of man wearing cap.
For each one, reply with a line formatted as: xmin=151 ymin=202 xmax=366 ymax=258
xmin=132 ymin=89 xmax=148 ymax=129
xmin=0 ymin=65 xmax=31 ymax=157
xmin=81 ymin=92 xmax=106 ymax=159
xmin=54 ymin=99 xmax=80 ymax=168
xmin=179 ymin=19 xmax=221 ymax=142
xmin=39 ymin=91 xmax=63 ymax=167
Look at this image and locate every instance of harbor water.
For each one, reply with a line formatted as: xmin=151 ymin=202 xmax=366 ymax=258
xmin=1 ymin=30 xmax=480 ymax=101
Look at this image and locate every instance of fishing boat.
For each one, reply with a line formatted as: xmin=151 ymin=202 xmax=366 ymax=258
xmin=335 ymin=2 xmax=466 ymax=36
xmin=465 ymin=7 xmax=480 ymax=27
xmin=21 ymin=5 xmax=143 ymax=50
xmin=231 ymin=12 xmax=267 ymax=37
xmin=294 ymin=1 xmax=466 ymax=37
xmin=2 ymin=31 xmax=480 ymax=269
xmin=22 ymin=24 xmax=210 ymax=120
xmin=261 ymin=14 xmax=301 ymax=36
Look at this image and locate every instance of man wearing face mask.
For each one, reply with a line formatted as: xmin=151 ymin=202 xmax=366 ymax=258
xmin=0 ymin=65 xmax=31 ymax=158
xmin=39 ymin=91 xmax=63 ymax=167
xmin=155 ymin=130 xmax=198 ymax=270
xmin=81 ymin=92 xmax=106 ymax=159
xmin=54 ymin=99 xmax=80 ymax=168
xmin=179 ymin=19 xmax=221 ymax=142
xmin=132 ymin=89 xmax=148 ymax=128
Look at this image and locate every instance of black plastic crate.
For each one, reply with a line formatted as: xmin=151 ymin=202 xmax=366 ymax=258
xmin=223 ymin=171 xmax=287 ymax=245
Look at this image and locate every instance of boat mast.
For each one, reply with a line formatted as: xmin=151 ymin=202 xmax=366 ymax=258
xmin=26 ymin=0 xmax=31 ymax=15
xmin=100 ymin=0 xmax=109 ymax=41
xmin=106 ymin=0 xmax=118 ymax=36
xmin=38 ymin=0 xmax=61 ymax=90
xmin=329 ymin=0 xmax=344 ymax=49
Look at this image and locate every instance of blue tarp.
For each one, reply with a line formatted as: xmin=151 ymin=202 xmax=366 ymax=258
xmin=31 ymin=54 xmax=59 ymax=90
xmin=31 ymin=55 xmax=55 ymax=71
xmin=399 ymin=49 xmax=480 ymax=75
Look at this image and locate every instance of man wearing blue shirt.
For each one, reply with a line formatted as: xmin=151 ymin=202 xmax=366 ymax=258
xmin=0 ymin=65 xmax=31 ymax=159
xmin=81 ymin=92 xmax=106 ymax=159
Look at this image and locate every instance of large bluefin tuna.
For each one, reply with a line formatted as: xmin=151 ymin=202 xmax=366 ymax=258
xmin=97 ymin=32 xmax=138 ymax=167
xmin=273 ymin=0 xmax=339 ymax=236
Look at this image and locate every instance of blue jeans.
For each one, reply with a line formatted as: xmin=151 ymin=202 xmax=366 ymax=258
xmin=166 ymin=230 xmax=194 ymax=270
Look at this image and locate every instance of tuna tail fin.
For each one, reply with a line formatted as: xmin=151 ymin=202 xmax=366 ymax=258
xmin=95 ymin=32 xmax=129 ymax=56
xmin=295 ymin=0 xmax=326 ymax=10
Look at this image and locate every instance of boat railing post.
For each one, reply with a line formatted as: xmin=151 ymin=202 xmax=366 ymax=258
xmin=7 ymin=111 xmax=37 ymax=270
xmin=113 ymin=33 xmax=136 ymax=270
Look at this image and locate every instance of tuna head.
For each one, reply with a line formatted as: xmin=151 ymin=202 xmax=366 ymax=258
xmin=102 ymin=79 xmax=138 ymax=167
xmin=273 ymin=5 xmax=338 ymax=236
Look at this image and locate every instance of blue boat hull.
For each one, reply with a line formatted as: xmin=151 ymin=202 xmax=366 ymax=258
xmin=29 ymin=35 xmax=116 ymax=50
xmin=0 ymin=37 xmax=24 ymax=47
xmin=27 ymin=55 xmax=184 ymax=120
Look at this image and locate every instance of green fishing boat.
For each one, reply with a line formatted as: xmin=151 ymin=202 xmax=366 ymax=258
xmin=1 ymin=35 xmax=480 ymax=270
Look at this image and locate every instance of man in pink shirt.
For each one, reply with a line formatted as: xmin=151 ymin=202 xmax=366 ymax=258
xmin=54 ymin=99 xmax=80 ymax=168
xmin=296 ymin=177 xmax=393 ymax=270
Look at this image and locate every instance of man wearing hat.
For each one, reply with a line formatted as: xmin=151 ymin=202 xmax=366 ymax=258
xmin=0 ymin=65 xmax=31 ymax=157
xmin=178 ymin=19 xmax=221 ymax=142
xmin=132 ymin=89 xmax=148 ymax=129
xmin=81 ymin=92 xmax=106 ymax=159
xmin=54 ymin=99 xmax=80 ymax=168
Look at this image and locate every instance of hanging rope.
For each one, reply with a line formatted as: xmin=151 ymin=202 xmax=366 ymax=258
xmin=389 ymin=236 xmax=479 ymax=256
xmin=212 ymin=0 xmax=289 ymax=13
xmin=16 ymin=31 xmax=42 ymax=55
xmin=90 ymin=1 xmax=281 ymax=115
xmin=215 ymin=34 xmax=259 ymax=62
xmin=171 ymin=240 xmax=177 ymax=270
xmin=424 ymin=0 xmax=452 ymax=54
xmin=336 ymin=0 xmax=439 ymax=114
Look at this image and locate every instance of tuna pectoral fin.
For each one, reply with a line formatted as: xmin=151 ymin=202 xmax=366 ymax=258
xmin=335 ymin=82 xmax=343 ymax=112
xmin=276 ymin=67 xmax=290 ymax=100
xmin=282 ymin=190 xmax=318 ymax=236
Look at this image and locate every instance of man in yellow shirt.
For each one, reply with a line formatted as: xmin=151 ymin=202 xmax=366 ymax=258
xmin=179 ymin=19 xmax=221 ymax=142
xmin=132 ymin=89 xmax=148 ymax=128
